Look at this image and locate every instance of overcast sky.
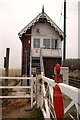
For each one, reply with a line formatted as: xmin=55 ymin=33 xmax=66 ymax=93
xmin=0 ymin=0 xmax=78 ymax=69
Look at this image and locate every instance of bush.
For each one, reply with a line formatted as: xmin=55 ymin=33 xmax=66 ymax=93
xmin=62 ymin=59 xmax=80 ymax=71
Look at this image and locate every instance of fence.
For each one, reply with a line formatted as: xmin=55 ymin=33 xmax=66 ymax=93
xmin=69 ymin=77 xmax=80 ymax=89
xmin=0 ymin=74 xmax=80 ymax=120
xmin=0 ymin=76 xmax=36 ymax=108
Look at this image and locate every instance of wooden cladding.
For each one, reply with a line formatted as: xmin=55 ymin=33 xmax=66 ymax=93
xmin=43 ymin=57 xmax=61 ymax=78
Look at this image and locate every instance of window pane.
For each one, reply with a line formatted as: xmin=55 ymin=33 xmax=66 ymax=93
xmin=34 ymin=38 xmax=40 ymax=48
xmin=43 ymin=39 xmax=50 ymax=49
xmin=51 ymin=39 xmax=58 ymax=49
xmin=51 ymin=39 xmax=55 ymax=49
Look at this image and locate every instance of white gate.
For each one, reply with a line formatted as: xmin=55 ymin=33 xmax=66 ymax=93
xmin=0 ymin=76 xmax=36 ymax=119
xmin=38 ymin=73 xmax=80 ymax=120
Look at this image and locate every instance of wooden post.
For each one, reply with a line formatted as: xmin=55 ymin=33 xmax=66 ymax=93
xmin=5 ymin=48 xmax=10 ymax=86
xmin=25 ymin=50 xmax=27 ymax=76
xmin=63 ymin=0 xmax=66 ymax=61
xmin=31 ymin=75 xmax=33 ymax=108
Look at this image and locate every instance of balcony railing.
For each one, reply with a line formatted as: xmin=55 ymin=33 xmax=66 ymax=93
xmin=32 ymin=48 xmax=62 ymax=57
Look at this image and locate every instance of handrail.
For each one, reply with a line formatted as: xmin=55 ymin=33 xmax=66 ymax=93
xmin=0 ymin=76 xmax=31 ymax=80
xmin=40 ymin=48 xmax=44 ymax=74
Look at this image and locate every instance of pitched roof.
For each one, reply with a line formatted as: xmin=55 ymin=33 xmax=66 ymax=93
xmin=18 ymin=11 xmax=64 ymax=38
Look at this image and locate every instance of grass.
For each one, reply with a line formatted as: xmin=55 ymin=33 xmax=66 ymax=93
xmin=16 ymin=107 xmax=44 ymax=120
xmin=69 ymin=70 xmax=80 ymax=79
xmin=0 ymin=69 xmax=21 ymax=77
xmin=31 ymin=107 xmax=44 ymax=119
xmin=3 ymin=100 xmax=44 ymax=120
xmin=2 ymin=99 xmax=28 ymax=115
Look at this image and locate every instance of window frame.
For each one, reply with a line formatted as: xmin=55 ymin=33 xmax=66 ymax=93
xmin=51 ymin=38 xmax=58 ymax=49
xmin=43 ymin=38 xmax=50 ymax=49
xmin=33 ymin=38 xmax=40 ymax=48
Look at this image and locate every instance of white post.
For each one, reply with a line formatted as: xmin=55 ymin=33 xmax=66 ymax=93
xmin=31 ymin=75 xmax=33 ymax=108
xmin=37 ymin=76 xmax=44 ymax=108
xmin=35 ymin=74 xmax=37 ymax=106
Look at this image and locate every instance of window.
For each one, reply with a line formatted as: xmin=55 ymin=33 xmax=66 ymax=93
xmin=51 ymin=39 xmax=58 ymax=49
xmin=43 ymin=39 xmax=50 ymax=49
xmin=34 ymin=38 xmax=40 ymax=48
xmin=51 ymin=39 xmax=55 ymax=49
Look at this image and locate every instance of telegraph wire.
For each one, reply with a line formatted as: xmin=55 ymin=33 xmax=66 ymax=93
xmin=59 ymin=4 xmax=63 ymax=27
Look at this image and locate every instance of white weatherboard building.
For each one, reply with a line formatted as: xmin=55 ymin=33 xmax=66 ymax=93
xmin=18 ymin=7 xmax=64 ymax=78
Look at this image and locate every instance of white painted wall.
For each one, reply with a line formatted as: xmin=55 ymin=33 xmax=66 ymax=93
xmin=31 ymin=22 xmax=62 ymax=57
xmin=31 ymin=49 xmax=62 ymax=58
xmin=31 ymin=22 xmax=62 ymax=49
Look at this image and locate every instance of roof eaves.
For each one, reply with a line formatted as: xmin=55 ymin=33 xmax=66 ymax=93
xmin=18 ymin=12 xmax=64 ymax=38
xmin=44 ymin=12 xmax=64 ymax=36
xmin=18 ymin=13 xmax=42 ymax=37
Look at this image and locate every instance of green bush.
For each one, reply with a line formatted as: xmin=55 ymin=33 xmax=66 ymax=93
xmin=62 ymin=59 xmax=80 ymax=71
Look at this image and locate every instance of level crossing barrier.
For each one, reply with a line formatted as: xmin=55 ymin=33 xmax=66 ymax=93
xmin=39 ymin=72 xmax=80 ymax=120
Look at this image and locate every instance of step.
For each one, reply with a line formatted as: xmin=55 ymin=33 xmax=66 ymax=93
xmin=32 ymin=63 xmax=41 ymax=67
xmin=32 ymin=57 xmax=40 ymax=60
xmin=31 ymin=57 xmax=41 ymax=74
